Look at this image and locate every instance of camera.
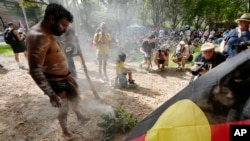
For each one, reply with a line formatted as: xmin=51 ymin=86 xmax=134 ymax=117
xmin=191 ymin=62 xmax=211 ymax=76
xmin=231 ymin=41 xmax=250 ymax=53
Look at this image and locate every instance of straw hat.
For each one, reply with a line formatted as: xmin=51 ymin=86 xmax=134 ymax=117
xmin=235 ymin=13 xmax=250 ymax=23
xmin=200 ymin=43 xmax=215 ymax=51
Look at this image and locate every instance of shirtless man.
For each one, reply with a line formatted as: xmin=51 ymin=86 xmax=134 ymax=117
xmin=26 ymin=3 xmax=88 ymax=140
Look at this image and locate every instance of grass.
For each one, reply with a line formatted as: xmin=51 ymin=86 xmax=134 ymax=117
xmin=0 ymin=43 xmax=202 ymax=68
xmin=0 ymin=44 xmax=13 ymax=56
xmin=112 ymin=45 xmax=202 ymax=68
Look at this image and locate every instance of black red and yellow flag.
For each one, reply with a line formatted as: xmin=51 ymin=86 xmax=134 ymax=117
xmin=126 ymin=49 xmax=250 ymax=141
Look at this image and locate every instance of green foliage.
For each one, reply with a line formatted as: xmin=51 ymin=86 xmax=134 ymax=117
xmin=97 ymin=108 xmax=138 ymax=141
xmin=0 ymin=45 xmax=13 ymax=56
xmin=19 ymin=0 xmax=39 ymax=8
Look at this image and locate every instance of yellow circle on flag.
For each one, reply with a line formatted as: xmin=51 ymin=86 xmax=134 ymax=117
xmin=145 ymin=99 xmax=211 ymax=141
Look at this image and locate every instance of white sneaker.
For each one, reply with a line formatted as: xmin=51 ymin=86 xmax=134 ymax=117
xmin=99 ymin=78 xmax=105 ymax=83
xmin=103 ymin=77 xmax=109 ymax=81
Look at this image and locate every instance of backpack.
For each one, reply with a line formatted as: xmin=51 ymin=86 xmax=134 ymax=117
xmin=4 ymin=28 xmax=16 ymax=44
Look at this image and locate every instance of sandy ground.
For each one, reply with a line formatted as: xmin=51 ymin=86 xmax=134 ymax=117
xmin=0 ymin=52 xmax=192 ymax=141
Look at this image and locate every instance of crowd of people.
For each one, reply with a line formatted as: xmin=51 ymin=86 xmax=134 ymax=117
xmin=2 ymin=2 xmax=250 ymax=140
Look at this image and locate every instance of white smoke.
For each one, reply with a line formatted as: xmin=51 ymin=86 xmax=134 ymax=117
xmin=79 ymin=99 xmax=115 ymax=117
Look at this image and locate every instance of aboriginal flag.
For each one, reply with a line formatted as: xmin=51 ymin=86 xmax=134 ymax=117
xmin=126 ymin=49 xmax=250 ymax=141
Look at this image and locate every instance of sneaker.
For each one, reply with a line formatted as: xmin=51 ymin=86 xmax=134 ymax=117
xmin=19 ymin=65 xmax=26 ymax=69
xmin=103 ymin=76 xmax=109 ymax=81
xmin=128 ymin=80 xmax=135 ymax=84
xmin=99 ymin=78 xmax=105 ymax=83
xmin=180 ymin=67 xmax=185 ymax=72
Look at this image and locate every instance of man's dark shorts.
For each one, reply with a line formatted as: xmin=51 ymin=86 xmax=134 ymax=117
xmin=49 ymin=79 xmax=71 ymax=94
xmin=142 ymin=54 xmax=152 ymax=60
xmin=10 ymin=41 xmax=27 ymax=53
xmin=158 ymin=59 xmax=165 ymax=64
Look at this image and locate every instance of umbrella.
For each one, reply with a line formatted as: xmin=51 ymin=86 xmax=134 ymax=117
xmin=126 ymin=24 xmax=145 ymax=29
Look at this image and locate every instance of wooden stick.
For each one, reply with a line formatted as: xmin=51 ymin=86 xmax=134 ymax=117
xmin=77 ymin=44 xmax=100 ymax=100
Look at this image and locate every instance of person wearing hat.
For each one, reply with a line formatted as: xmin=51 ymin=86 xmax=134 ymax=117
xmin=220 ymin=13 xmax=250 ymax=59
xmin=5 ymin=21 xmax=28 ymax=69
xmin=154 ymin=44 xmax=170 ymax=71
xmin=190 ymin=42 xmax=225 ymax=76
xmin=172 ymin=40 xmax=190 ymax=69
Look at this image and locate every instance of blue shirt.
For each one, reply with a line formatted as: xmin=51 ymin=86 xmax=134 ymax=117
xmin=224 ymin=29 xmax=250 ymax=58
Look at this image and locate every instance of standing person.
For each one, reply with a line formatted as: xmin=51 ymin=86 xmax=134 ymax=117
xmin=61 ymin=27 xmax=81 ymax=78
xmin=220 ymin=13 xmax=250 ymax=59
xmin=158 ymin=27 xmax=165 ymax=39
xmin=26 ymin=3 xmax=89 ymax=140
xmin=172 ymin=41 xmax=190 ymax=69
xmin=93 ymin=22 xmax=105 ymax=64
xmin=4 ymin=22 xmax=27 ymax=69
xmin=93 ymin=22 xmax=112 ymax=81
xmin=139 ymin=34 xmax=156 ymax=71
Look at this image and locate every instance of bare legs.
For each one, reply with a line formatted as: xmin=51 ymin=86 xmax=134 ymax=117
xmin=140 ymin=58 xmax=151 ymax=70
xmin=58 ymin=94 xmax=88 ymax=140
xmin=98 ymin=59 xmax=108 ymax=79
xmin=173 ymin=57 xmax=187 ymax=68
xmin=14 ymin=51 xmax=28 ymax=68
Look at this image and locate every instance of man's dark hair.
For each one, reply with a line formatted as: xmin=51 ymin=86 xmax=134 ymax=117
xmin=44 ymin=3 xmax=73 ymax=23
xmin=148 ymin=34 xmax=156 ymax=39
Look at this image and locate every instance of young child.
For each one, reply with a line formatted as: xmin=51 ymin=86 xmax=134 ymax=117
xmin=115 ymin=53 xmax=135 ymax=88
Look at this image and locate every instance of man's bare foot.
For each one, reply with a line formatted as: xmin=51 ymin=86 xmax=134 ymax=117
xmin=62 ymin=132 xmax=79 ymax=140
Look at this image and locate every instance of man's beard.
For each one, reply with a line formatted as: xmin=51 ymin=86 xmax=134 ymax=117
xmin=51 ymin=22 xmax=65 ymax=36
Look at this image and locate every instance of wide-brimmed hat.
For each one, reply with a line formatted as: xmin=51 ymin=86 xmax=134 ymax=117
xmin=7 ymin=22 xmax=13 ymax=25
xmin=235 ymin=13 xmax=250 ymax=23
xmin=201 ymin=43 xmax=215 ymax=51
xmin=180 ymin=41 xmax=185 ymax=45
xmin=160 ymin=45 xmax=166 ymax=50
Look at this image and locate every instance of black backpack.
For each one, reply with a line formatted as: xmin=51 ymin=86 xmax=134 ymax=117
xmin=4 ymin=28 xmax=17 ymax=44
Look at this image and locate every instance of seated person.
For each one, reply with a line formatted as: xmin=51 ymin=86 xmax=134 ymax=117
xmin=190 ymin=42 xmax=225 ymax=76
xmin=154 ymin=45 xmax=169 ymax=70
xmin=115 ymin=53 xmax=135 ymax=88
xmin=172 ymin=41 xmax=190 ymax=68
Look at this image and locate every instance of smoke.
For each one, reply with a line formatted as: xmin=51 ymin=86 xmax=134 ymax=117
xmin=79 ymin=99 xmax=115 ymax=117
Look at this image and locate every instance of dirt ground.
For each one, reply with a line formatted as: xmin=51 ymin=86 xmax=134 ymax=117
xmin=0 ymin=52 xmax=192 ymax=141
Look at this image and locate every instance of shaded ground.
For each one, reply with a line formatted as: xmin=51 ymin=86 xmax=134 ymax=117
xmin=0 ymin=52 xmax=192 ymax=141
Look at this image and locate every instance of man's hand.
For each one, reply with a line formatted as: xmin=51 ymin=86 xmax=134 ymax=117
xmin=49 ymin=94 xmax=62 ymax=107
